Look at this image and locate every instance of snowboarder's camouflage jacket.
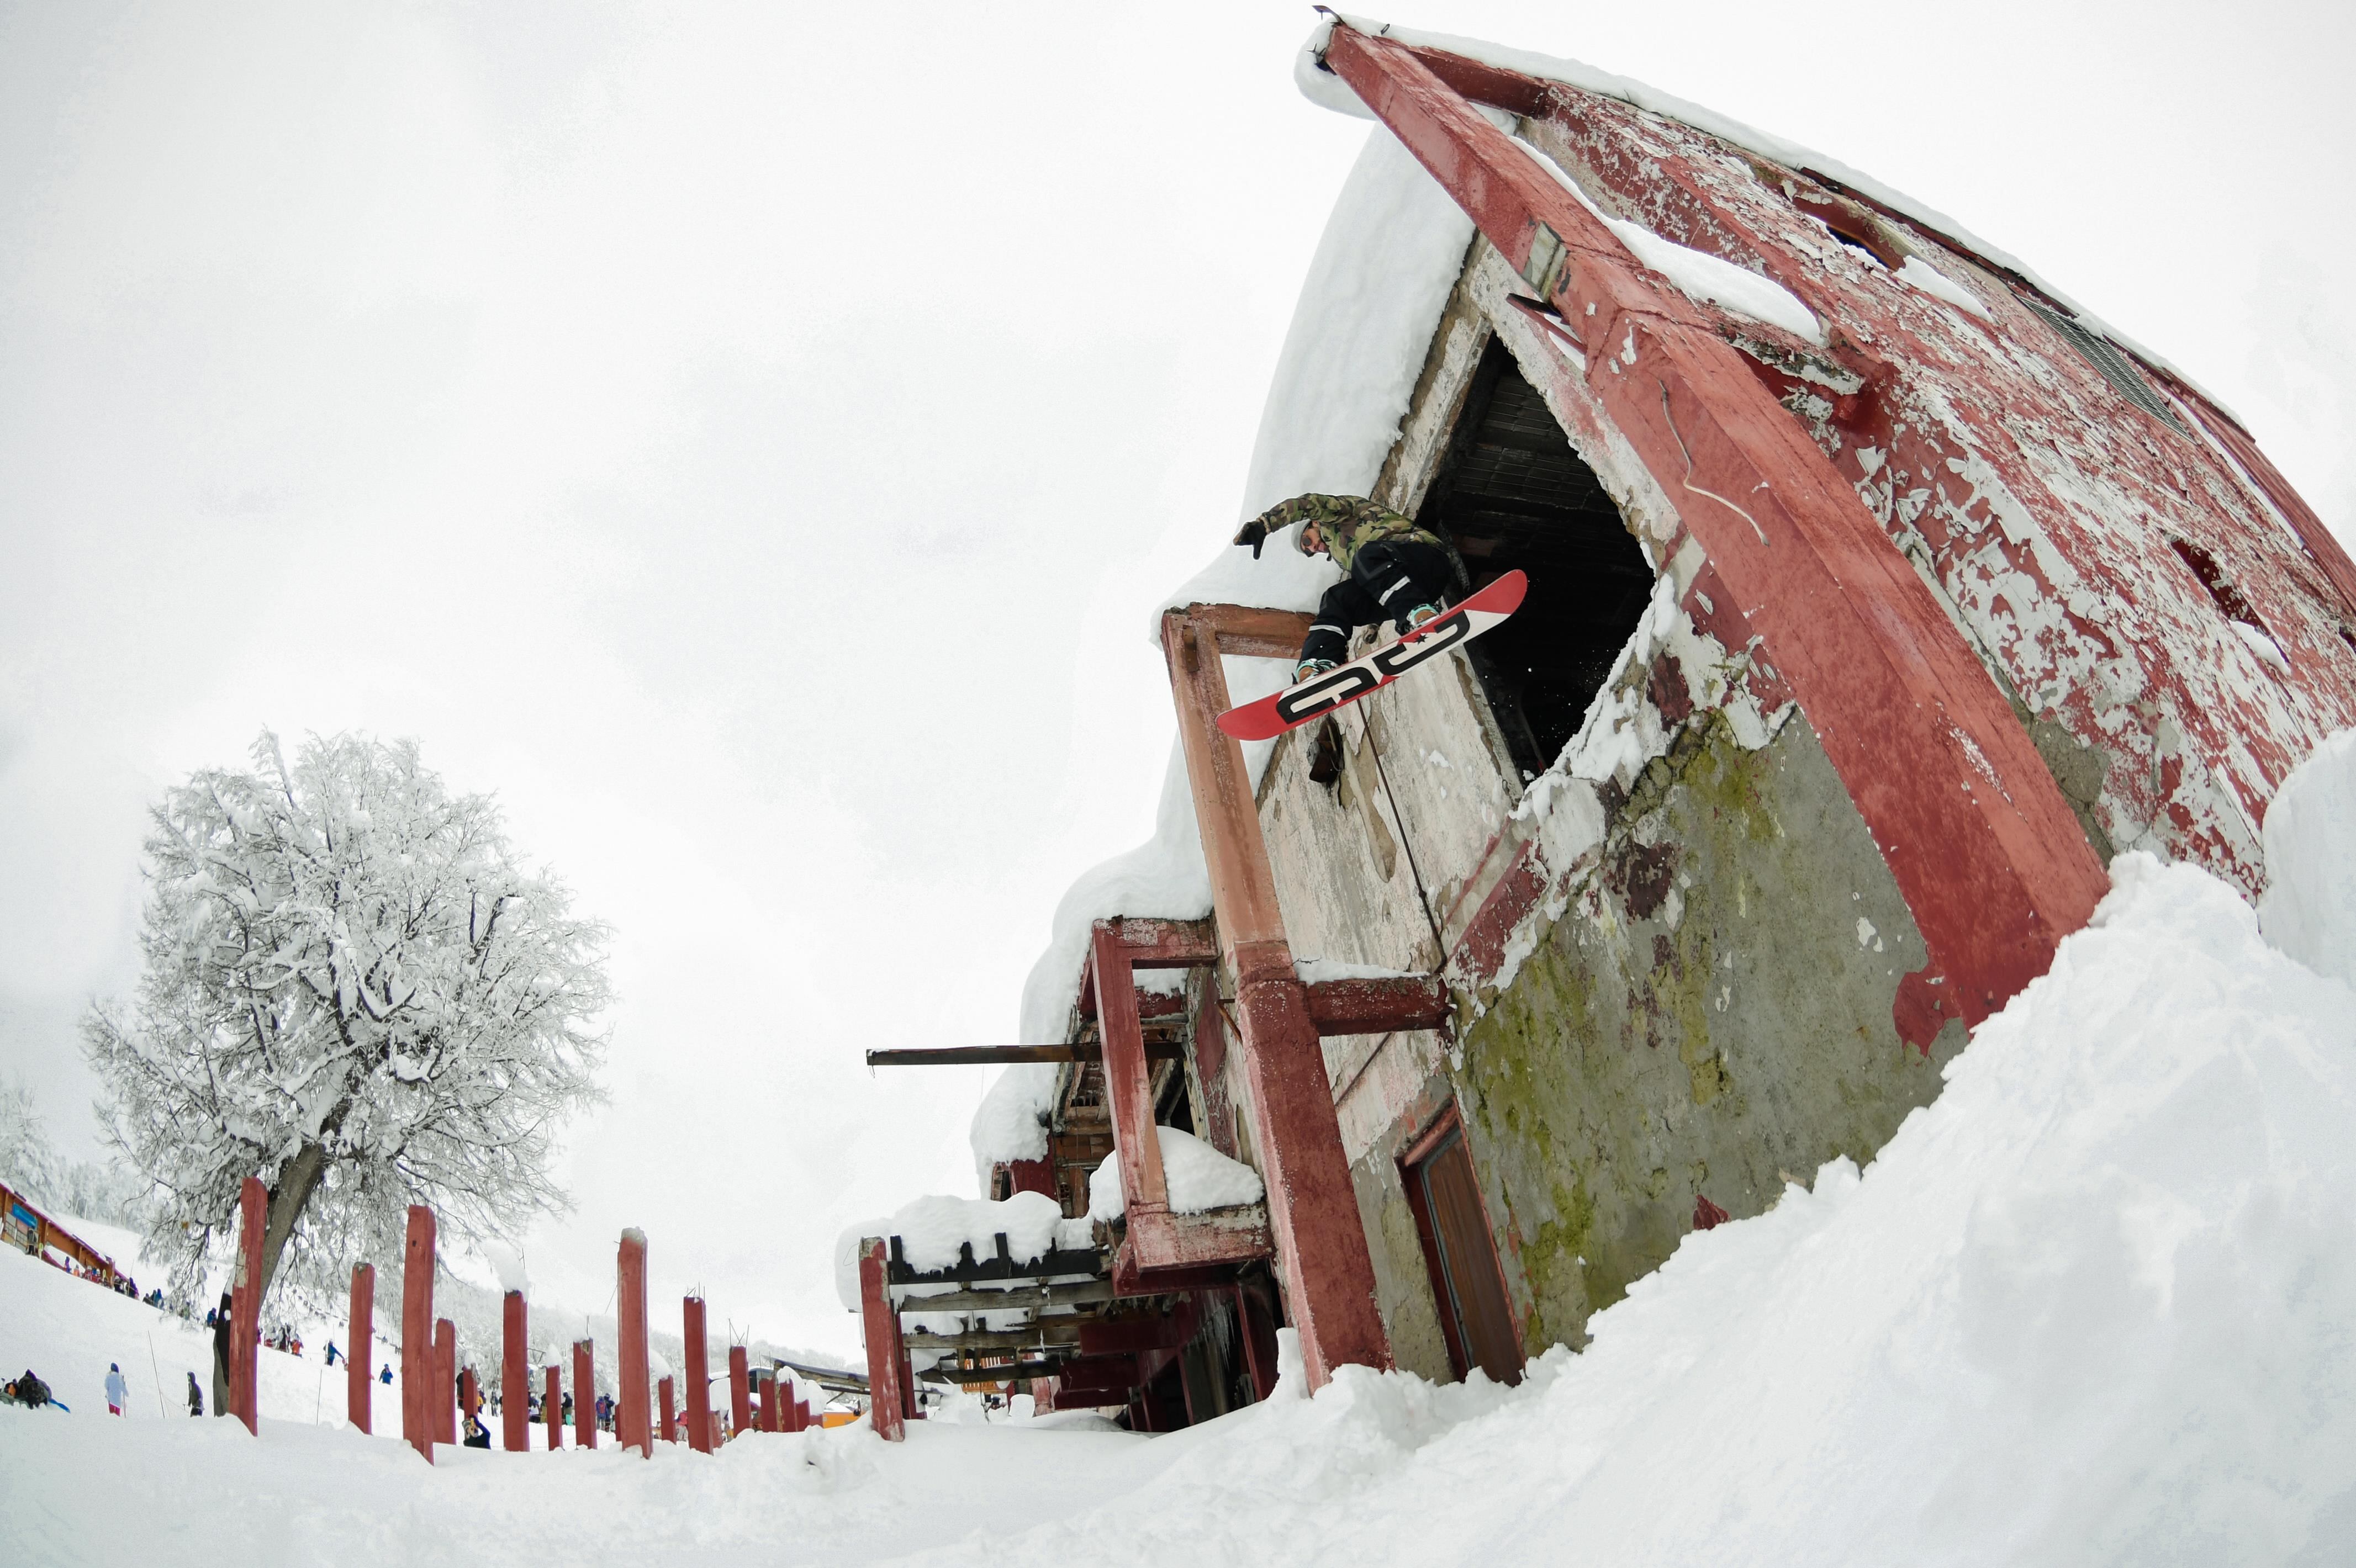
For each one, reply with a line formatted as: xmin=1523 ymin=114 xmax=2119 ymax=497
xmin=1244 ymin=493 xmax=1443 ymax=571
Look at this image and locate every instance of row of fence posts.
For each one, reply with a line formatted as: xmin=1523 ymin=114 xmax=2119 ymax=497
xmin=219 ymin=1175 xmax=815 ymax=1460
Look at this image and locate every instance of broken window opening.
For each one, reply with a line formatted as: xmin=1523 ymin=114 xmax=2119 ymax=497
xmin=2021 ymin=298 xmax=2190 ymax=435
xmin=1416 ymin=338 xmax=1656 ymax=782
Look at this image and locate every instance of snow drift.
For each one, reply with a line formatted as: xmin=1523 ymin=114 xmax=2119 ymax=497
xmin=9 ymin=727 xmax=2356 ymax=1564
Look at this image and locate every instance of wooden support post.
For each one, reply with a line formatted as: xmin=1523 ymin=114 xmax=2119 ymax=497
xmin=755 ymin=1371 xmax=775 ymax=1433
xmin=796 ymin=1397 xmax=811 ymax=1433
xmin=856 ymin=1238 xmax=906 ymax=1442
xmin=616 ymin=1228 xmax=651 ymax=1456
xmin=400 ymin=1205 xmax=436 ymax=1462
xmin=658 ymin=1375 xmax=675 ymax=1443
xmin=683 ymin=1296 xmax=714 ymax=1455
xmin=434 ymin=1319 xmax=457 ymax=1446
xmin=544 ymin=1365 xmax=562 ymax=1450
xmin=229 ymin=1175 xmax=264 ymax=1434
xmin=501 ymin=1290 xmax=529 ymax=1451
xmin=1161 ymin=613 xmax=1391 ymax=1388
xmin=459 ymin=1365 xmax=479 ymax=1443
xmin=347 ymin=1263 xmax=373 ymax=1434
xmin=573 ymin=1340 xmax=596 ymax=1450
xmin=727 ymin=1345 xmax=750 ymax=1439
xmin=1235 ymin=1282 xmax=1281 ymax=1403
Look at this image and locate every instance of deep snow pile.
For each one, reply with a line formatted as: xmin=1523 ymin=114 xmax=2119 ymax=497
xmin=14 ymin=743 xmax=2356 ymax=1565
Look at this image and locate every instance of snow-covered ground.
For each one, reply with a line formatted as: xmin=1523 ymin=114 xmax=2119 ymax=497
xmin=9 ymin=738 xmax=2355 ymax=1565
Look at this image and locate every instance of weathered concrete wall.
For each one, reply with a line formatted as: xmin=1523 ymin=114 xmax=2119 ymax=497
xmin=1451 ymin=704 xmax=1961 ymax=1352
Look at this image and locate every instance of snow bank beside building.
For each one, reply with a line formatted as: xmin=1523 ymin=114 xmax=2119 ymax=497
xmin=2259 ymin=726 xmax=2356 ymax=987
xmin=834 ymin=1192 xmax=1092 ymax=1312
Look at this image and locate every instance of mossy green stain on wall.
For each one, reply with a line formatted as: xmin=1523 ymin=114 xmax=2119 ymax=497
xmin=1451 ymin=709 xmax=1961 ymax=1356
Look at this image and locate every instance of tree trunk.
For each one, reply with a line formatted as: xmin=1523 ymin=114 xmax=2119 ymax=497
xmin=257 ymin=1141 xmax=327 ymax=1302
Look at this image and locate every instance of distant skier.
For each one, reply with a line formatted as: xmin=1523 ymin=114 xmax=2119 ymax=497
xmin=211 ymin=1291 xmax=233 ymax=1418
xmin=379 ymin=1363 xmax=393 ymax=1385
xmin=1230 ymin=494 xmax=1455 ymax=681
xmin=324 ymin=1340 xmax=341 ymax=1368
xmin=105 ymin=1362 xmax=128 ymax=1415
xmin=186 ymin=1370 xmax=204 ymax=1416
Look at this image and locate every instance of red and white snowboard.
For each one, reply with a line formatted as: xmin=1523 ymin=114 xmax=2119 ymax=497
xmin=1217 ymin=570 xmax=1528 ymax=741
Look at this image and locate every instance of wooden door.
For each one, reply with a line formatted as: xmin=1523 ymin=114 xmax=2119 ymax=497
xmin=1405 ymin=1111 xmax=1523 ymax=1385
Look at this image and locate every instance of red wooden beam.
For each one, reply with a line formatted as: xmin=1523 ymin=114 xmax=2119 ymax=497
xmin=758 ymin=1371 xmax=779 ymax=1433
xmin=458 ymin=1366 xmax=479 ymax=1442
xmin=501 ymin=1290 xmax=529 ymax=1452
xmin=1175 ymin=604 xmax=1317 ymax=661
xmin=1303 ymin=974 xmax=1452 ymax=1035
xmin=1320 ymin=22 xmax=2107 ymax=1030
xmin=728 ymin=1345 xmax=751 ymax=1439
xmin=683 ymin=1295 xmax=714 ymax=1454
xmin=1094 ymin=925 xmax=1171 ymax=1239
xmin=543 ymin=1365 xmax=562 ymax=1450
xmin=434 ymin=1319 xmax=457 ymax=1447
xmin=1077 ymin=1299 xmax=1199 ymax=1357
xmin=855 ymin=1239 xmax=906 ymax=1442
xmin=230 ymin=1176 xmax=263 ymax=1435
xmin=573 ymin=1339 xmax=596 ymax=1449
xmin=1163 ymin=610 xmax=1393 ymax=1386
xmin=347 ymin=1263 xmax=373 ymax=1435
xmin=658 ymin=1375 xmax=675 ymax=1443
xmin=616 ymin=1229 xmax=651 ymax=1456
xmin=401 ymin=1205 xmax=436 ymax=1461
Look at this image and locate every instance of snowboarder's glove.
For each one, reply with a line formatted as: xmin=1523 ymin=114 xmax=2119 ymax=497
xmin=1233 ymin=519 xmax=1270 ymax=558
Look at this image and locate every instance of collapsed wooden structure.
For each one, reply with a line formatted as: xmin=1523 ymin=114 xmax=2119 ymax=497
xmin=868 ymin=13 xmax=2355 ymax=1430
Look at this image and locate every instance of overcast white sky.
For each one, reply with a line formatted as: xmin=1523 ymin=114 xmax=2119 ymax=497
xmin=3 ymin=0 xmax=2349 ymax=1355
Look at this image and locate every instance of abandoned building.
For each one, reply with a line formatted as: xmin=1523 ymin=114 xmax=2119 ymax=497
xmin=843 ymin=15 xmax=2356 ymax=1433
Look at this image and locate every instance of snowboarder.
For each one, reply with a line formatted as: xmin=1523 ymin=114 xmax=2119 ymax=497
xmin=324 ymin=1339 xmax=341 ymax=1368
xmin=7 ymin=1369 xmax=55 ymax=1408
xmin=105 ymin=1362 xmax=128 ymax=1415
xmin=211 ymin=1291 xmax=233 ymax=1418
xmin=1230 ymin=494 xmax=1456 ymax=681
xmin=186 ymin=1370 xmax=204 ymax=1417
xmin=379 ymin=1363 xmax=393 ymax=1385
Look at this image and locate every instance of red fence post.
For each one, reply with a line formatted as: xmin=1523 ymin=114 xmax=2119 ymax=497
xmin=683 ymin=1296 xmax=713 ymax=1455
xmin=796 ymin=1396 xmax=811 ymax=1433
xmin=230 ymin=1175 xmax=264 ymax=1434
xmin=658 ymin=1375 xmax=675 ymax=1442
xmin=759 ymin=1371 xmax=779 ymax=1433
xmin=501 ymin=1290 xmax=529 ymax=1452
xmin=347 ymin=1263 xmax=373 ymax=1434
xmin=458 ymin=1366 xmax=478 ymax=1442
xmin=401 ymin=1205 xmax=436 ymax=1462
xmin=434 ymin=1320 xmax=457 ymax=1446
xmin=857 ymin=1238 xmax=905 ymax=1442
xmin=573 ymin=1341 xmax=596 ymax=1449
xmin=543 ymin=1365 xmax=561 ymax=1450
xmin=728 ymin=1346 xmax=750 ymax=1439
xmin=616 ymin=1229 xmax=650 ymax=1456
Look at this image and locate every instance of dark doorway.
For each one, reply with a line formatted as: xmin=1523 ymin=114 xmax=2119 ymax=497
xmin=1402 ymin=1106 xmax=1523 ymax=1386
xmin=1417 ymin=339 xmax=1656 ymax=782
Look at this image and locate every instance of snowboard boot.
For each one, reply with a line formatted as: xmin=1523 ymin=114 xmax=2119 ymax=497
xmin=1293 ymin=657 xmax=1338 ymax=684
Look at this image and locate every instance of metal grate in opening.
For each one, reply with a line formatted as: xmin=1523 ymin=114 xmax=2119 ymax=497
xmin=2021 ymin=298 xmax=2188 ymax=435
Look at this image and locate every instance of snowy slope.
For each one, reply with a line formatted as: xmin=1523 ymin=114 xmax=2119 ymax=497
xmin=12 ymin=737 xmax=2355 ymax=1562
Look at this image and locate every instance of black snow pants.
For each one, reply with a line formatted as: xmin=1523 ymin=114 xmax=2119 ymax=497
xmin=1300 ymin=538 xmax=1456 ymax=666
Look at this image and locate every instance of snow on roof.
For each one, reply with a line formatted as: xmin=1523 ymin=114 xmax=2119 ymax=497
xmin=832 ymin=1191 xmax=1091 ymax=1312
xmin=975 ymin=103 xmax=1479 ymax=1191
xmin=1295 ymin=12 xmax=2219 ymax=408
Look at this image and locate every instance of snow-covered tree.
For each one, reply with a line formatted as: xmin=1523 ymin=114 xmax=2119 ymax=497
xmin=82 ymin=732 xmax=610 ymax=1310
xmin=0 ymin=1071 xmax=62 ymax=1204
